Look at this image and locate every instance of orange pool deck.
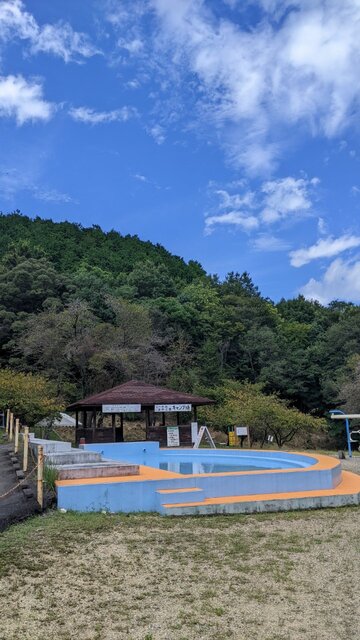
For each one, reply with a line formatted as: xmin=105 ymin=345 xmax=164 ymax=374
xmin=55 ymin=451 xmax=340 ymax=488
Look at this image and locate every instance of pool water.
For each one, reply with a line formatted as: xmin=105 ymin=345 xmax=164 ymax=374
xmin=159 ymin=460 xmax=268 ymax=474
xmin=86 ymin=442 xmax=315 ymax=476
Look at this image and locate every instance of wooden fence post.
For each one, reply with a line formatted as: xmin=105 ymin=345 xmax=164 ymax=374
xmin=5 ymin=409 xmax=10 ymax=435
xmin=14 ymin=418 xmax=20 ymax=454
xmin=23 ymin=426 xmax=29 ymax=472
xmin=37 ymin=445 xmax=44 ymax=509
xmin=9 ymin=413 xmax=14 ymax=441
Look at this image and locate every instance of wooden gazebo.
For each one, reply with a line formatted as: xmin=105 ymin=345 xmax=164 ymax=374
xmin=67 ymin=380 xmax=214 ymax=446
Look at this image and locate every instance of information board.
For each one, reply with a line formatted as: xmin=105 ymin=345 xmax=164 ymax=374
xmin=235 ymin=426 xmax=248 ymax=436
xmin=102 ymin=404 xmax=141 ymax=413
xmin=155 ymin=404 xmax=192 ymax=413
xmin=167 ymin=426 xmax=180 ymax=447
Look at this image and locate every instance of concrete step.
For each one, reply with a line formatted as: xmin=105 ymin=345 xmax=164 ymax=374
xmin=45 ymin=450 xmax=103 ymax=465
xmin=55 ymin=461 xmax=140 ymax=480
xmin=22 ymin=487 xmax=34 ymax=499
xmin=156 ymin=487 xmax=205 ymax=511
xmin=30 ymin=439 xmax=72 ymax=456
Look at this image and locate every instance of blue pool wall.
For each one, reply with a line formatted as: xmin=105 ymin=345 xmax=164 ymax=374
xmin=83 ymin=441 xmax=317 ymax=469
xmin=57 ymin=443 xmax=342 ymax=513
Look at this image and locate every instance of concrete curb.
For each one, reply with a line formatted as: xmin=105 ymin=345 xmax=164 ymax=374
xmin=163 ymin=491 xmax=360 ymax=516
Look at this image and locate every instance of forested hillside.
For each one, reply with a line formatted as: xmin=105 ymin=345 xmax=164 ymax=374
xmin=1 ymin=212 xmax=359 ymax=427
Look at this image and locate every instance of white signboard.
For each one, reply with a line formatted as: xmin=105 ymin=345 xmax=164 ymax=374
xmin=167 ymin=426 xmax=180 ymax=447
xmin=155 ymin=404 xmax=192 ymax=412
xmin=191 ymin=421 xmax=198 ymax=444
xmin=236 ymin=426 xmax=248 ymax=436
xmin=102 ymin=404 xmax=141 ymax=413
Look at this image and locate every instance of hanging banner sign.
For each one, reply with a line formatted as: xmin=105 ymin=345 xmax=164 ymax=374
xmin=155 ymin=404 xmax=192 ymax=412
xmin=102 ymin=404 xmax=141 ymax=413
xmin=167 ymin=426 xmax=180 ymax=447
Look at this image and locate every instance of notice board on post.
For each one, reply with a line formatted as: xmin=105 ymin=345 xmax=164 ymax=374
xmin=235 ymin=426 xmax=248 ymax=436
xmin=167 ymin=426 xmax=180 ymax=447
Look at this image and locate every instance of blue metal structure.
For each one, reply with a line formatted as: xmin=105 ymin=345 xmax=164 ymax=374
xmin=329 ymin=409 xmax=352 ymax=458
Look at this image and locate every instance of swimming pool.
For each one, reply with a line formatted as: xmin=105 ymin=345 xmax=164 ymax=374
xmin=86 ymin=443 xmax=315 ymax=475
xmin=56 ymin=442 xmax=351 ymax=516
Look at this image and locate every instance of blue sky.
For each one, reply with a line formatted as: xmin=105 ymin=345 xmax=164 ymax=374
xmin=1 ymin=0 xmax=360 ymax=303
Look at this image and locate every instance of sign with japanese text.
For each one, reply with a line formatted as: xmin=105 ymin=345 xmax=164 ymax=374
xmin=167 ymin=426 xmax=180 ymax=447
xmin=102 ymin=404 xmax=141 ymax=413
xmin=154 ymin=404 xmax=192 ymax=412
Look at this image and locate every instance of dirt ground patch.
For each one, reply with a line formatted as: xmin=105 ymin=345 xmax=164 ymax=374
xmin=0 ymin=507 xmax=359 ymax=640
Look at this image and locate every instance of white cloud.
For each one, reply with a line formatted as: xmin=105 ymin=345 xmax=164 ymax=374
xmin=110 ymin=0 xmax=360 ymax=173
xmin=117 ymin=38 xmax=143 ymax=54
xmin=69 ymin=106 xmax=137 ymax=124
xmin=215 ymin=189 xmax=256 ymax=210
xmin=317 ymin=217 xmax=327 ymax=234
xmin=205 ymin=211 xmax=259 ymax=235
xmin=0 ymin=75 xmax=53 ymax=124
xmin=131 ymin=172 xmax=167 ymax=190
xmin=290 ymin=234 xmax=360 ymax=267
xmin=261 ymin=177 xmax=316 ymax=223
xmin=32 ymin=187 xmax=75 ymax=203
xmin=252 ymin=234 xmax=291 ymax=252
xmin=0 ymin=0 xmax=100 ymax=62
xmin=300 ymin=258 xmax=360 ymax=304
xmin=132 ymin=173 xmax=148 ymax=183
xmin=0 ymin=166 xmax=74 ymax=202
xmin=148 ymin=124 xmax=166 ymax=144
xmin=205 ymin=174 xmax=318 ymax=235
xmin=126 ymin=79 xmax=141 ymax=89
xmin=0 ymin=166 xmax=29 ymax=198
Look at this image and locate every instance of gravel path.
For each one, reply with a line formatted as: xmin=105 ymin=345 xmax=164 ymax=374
xmin=0 ymin=444 xmax=39 ymax=532
xmin=339 ymin=455 xmax=360 ymax=474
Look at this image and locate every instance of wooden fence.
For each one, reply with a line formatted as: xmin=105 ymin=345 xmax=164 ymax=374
xmin=2 ymin=408 xmax=44 ymax=508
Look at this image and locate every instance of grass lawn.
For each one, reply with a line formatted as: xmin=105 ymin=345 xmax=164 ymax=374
xmin=0 ymin=507 xmax=359 ymax=640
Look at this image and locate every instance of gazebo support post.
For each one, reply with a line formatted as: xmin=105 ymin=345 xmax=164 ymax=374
xmin=82 ymin=411 xmax=87 ymax=439
xmin=112 ymin=414 xmax=116 ymax=442
xmin=75 ymin=410 xmax=79 ymax=443
xmin=92 ymin=410 xmax=96 ymax=442
xmin=119 ymin=413 xmax=124 ymax=442
xmin=193 ymin=406 xmax=198 ymax=422
xmin=145 ymin=408 xmax=150 ymax=440
xmin=162 ymin=412 xmax=165 ymax=426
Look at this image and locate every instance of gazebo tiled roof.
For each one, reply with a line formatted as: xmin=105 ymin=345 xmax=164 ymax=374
xmin=67 ymin=380 xmax=214 ymax=411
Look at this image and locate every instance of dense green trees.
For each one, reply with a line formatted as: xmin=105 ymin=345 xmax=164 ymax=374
xmin=0 ymin=211 xmax=359 ymax=442
xmin=0 ymin=368 xmax=59 ymax=424
xmin=200 ymin=382 xmax=325 ymax=447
